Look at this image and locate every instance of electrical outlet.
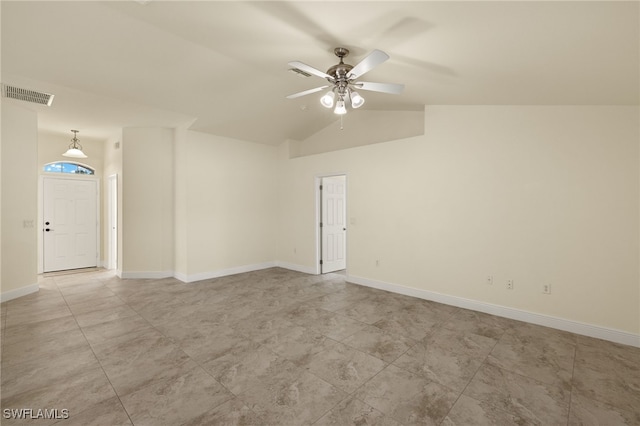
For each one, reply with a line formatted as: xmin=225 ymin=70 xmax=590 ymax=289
xmin=486 ymin=275 xmax=493 ymax=285
xmin=507 ymin=280 xmax=514 ymax=290
xmin=542 ymin=283 xmax=551 ymax=294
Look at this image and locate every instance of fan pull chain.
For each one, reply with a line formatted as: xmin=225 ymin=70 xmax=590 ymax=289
xmin=340 ymin=114 xmax=344 ymax=130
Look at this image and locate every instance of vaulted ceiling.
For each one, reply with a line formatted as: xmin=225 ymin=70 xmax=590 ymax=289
xmin=2 ymin=1 xmax=638 ymax=145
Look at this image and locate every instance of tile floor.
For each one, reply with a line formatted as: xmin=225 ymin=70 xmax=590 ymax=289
xmin=1 ymin=268 xmax=638 ymax=425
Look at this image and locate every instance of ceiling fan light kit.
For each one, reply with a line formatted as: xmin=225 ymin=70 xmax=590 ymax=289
xmin=287 ymin=47 xmax=404 ymax=115
xmin=350 ymin=91 xmax=365 ymax=108
xmin=320 ymin=90 xmax=336 ymax=108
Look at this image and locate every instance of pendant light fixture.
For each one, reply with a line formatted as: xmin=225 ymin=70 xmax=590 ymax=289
xmin=62 ymin=130 xmax=87 ymax=158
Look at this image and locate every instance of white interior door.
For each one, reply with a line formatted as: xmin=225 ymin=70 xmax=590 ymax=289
xmin=321 ymin=175 xmax=346 ymax=273
xmin=107 ymin=174 xmax=118 ymax=270
xmin=43 ymin=177 xmax=98 ymax=272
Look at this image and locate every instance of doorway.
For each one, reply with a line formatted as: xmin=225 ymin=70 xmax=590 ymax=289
xmin=42 ymin=177 xmax=99 ymax=272
xmin=107 ymin=174 xmax=118 ymax=270
xmin=318 ymin=174 xmax=347 ymax=274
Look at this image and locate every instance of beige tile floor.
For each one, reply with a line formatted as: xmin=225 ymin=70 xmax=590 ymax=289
xmin=1 ymin=268 xmax=638 ymax=425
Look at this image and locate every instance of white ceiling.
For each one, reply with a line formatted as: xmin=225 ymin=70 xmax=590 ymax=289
xmin=2 ymin=1 xmax=638 ymax=145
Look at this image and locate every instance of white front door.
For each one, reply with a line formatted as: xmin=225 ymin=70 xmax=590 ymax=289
xmin=321 ymin=175 xmax=346 ymax=273
xmin=43 ymin=177 xmax=98 ymax=272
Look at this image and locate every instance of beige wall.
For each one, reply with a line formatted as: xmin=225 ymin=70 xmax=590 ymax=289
xmin=121 ymin=127 xmax=174 ymax=275
xmin=120 ymin=127 xmax=278 ymax=280
xmin=173 ymin=126 xmax=188 ymax=276
xmin=1 ymin=102 xmax=39 ymax=298
xmin=290 ymin=110 xmax=425 ymax=158
xmin=277 ymin=105 xmax=640 ymax=335
xmin=177 ymin=130 xmax=278 ymax=279
xmin=1 ymin=103 xmax=637 ymax=342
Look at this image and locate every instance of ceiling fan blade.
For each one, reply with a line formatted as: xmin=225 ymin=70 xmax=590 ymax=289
xmin=288 ymin=61 xmax=332 ymax=80
xmin=286 ymin=85 xmax=329 ymax=99
xmin=354 ymin=81 xmax=405 ymax=95
xmin=347 ymin=49 xmax=389 ymax=79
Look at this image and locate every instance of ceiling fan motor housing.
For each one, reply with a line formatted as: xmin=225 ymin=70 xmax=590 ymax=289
xmin=326 ymin=47 xmax=354 ymax=94
xmin=326 ymin=63 xmax=353 ymax=80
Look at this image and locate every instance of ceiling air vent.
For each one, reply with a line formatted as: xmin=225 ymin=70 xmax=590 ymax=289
xmin=288 ymin=68 xmax=312 ymax=78
xmin=2 ymin=84 xmax=55 ymax=106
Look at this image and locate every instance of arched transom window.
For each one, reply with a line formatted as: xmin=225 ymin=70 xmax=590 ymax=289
xmin=43 ymin=162 xmax=95 ymax=175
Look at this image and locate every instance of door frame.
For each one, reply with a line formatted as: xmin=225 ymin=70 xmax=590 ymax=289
xmin=38 ymin=174 xmax=101 ymax=274
xmin=106 ymin=174 xmax=118 ymax=270
xmin=315 ymin=173 xmax=348 ymax=274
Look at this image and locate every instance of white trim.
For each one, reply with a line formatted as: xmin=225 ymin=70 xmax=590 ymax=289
xmin=177 ymin=261 xmax=277 ymax=283
xmin=122 ymin=262 xmax=313 ymax=284
xmin=119 ymin=270 xmax=175 ymax=280
xmin=275 ymin=261 xmax=316 ymax=275
xmin=315 ymin=172 xmax=348 ymax=275
xmin=1 ymin=283 xmax=39 ymax=303
xmin=314 ymin=176 xmax=322 ymax=275
xmin=347 ymin=274 xmax=640 ymax=348
xmin=39 ymin=175 xmax=101 ymax=274
xmin=96 ymin=180 xmax=101 ymax=272
xmin=173 ymin=271 xmax=188 ymax=282
xmin=106 ymin=174 xmax=118 ymax=271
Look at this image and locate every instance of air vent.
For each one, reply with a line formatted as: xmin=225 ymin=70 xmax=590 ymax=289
xmin=288 ymin=68 xmax=312 ymax=78
xmin=2 ymin=84 xmax=54 ymax=106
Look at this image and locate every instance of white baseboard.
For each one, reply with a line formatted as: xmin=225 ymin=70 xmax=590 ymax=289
xmin=173 ymin=271 xmax=188 ymax=282
xmin=174 ymin=261 xmax=315 ymax=283
xmin=275 ymin=261 xmax=316 ymax=275
xmin=119 ymin=270 xmax=175 ymax=280
xmin=178 ymin=261 xmax=277 ymax=283
xmin=116 ymin=261 xmax=313 ymax=283
xmin=1 ymin=283 xmax=39 ymax=303
xmin=347 ymin=274 xmax=640 ymax=348
xmin=119 ymin=261 xmax=284 ymax=283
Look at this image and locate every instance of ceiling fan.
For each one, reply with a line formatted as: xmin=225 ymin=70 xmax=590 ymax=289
xmin=286 ymin=47 xmax=404 ymax=115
